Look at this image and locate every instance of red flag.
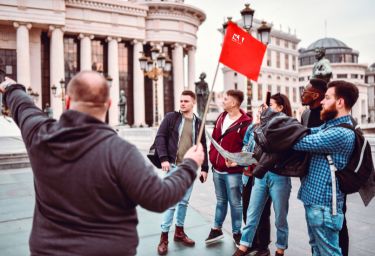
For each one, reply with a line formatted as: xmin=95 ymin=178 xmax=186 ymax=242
xmin=219 ymin=22 xmax=266 ymax=81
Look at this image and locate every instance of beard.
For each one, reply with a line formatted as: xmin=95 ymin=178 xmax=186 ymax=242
xmin=320 ymin=104 xmax=338 ymax=121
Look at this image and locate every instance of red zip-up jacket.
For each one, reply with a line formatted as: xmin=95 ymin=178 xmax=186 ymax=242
xmin=209 ymin=110 xmax=251 ymax=174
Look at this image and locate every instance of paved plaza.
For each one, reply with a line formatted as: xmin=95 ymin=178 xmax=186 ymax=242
xmin=0 ymin=128 xmax=374 ymax=255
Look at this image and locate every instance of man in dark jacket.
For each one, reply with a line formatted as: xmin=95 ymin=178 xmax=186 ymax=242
xmin=155 ymin=90 xmax=208 ymax=255
xmin=205 ymin=89 xmax=251 ymax=246
xmin=301 ymin=78 xmax=350 ymax=256
xmin=0 ymin=71 xmax=204 ymax=256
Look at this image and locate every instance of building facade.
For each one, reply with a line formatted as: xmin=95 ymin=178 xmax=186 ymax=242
xmin=366 ymin=63 xmax=375 ymax=123
xmin=222 ymin=20 xmax=301 ymax=118
xmin=0 ymin=0 xmax=205 ymax=126
xmin=299 ymin=37 xmax=370 ymax=125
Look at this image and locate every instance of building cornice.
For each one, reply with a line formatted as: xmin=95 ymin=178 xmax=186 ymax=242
xmin=66 ymin=0 xmax=148 ymax=17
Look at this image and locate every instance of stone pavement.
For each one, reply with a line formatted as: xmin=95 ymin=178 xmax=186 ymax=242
xmin=0 ymin=131 xmax=375 ymax=255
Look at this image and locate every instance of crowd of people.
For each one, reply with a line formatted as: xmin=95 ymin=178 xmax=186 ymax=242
xmin=0 ymin=71 xmax=361 ymax=256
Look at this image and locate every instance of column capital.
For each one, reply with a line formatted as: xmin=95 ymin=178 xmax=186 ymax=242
xmin=106 ymin=36 xmax=122 ymax=43
xmin=131 ymin=39 xmax=145 ymax=45
xmin=13 ymin=22 xmax=32 ymax=30
xmin=78 ymin=33 xmax=94 ymax=40
xmin=187 ymin=45 xmax=196 ymax=52
xmin=48 ymin=25 xmax=65 ymax=32
xmin=172 ymin=43 xmax=182 ymax=49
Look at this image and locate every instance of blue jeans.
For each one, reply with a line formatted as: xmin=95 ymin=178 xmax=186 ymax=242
xmin=305 ymin=205 xmax=344 ymax=256
xmin=213 ymin=170 xmax=242 ymax=234
xmin=240 ymin=172 xmax=291 ymax=250
xmin=160 ymin=165 xmax=194 ymax=232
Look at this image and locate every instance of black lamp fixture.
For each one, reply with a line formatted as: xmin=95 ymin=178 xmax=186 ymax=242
xmin=257 ymin=21 xmax=272 ymax=45
xmin=222 ymin=17 xmax=232 ymax=36
xmin=240 ymin=3 xmax=255 ymax=32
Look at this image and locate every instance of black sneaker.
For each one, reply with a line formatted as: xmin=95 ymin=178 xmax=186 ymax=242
xmin=205 ymin=228 xmax=224 ymax=244
xmin=233 ymin=232 xmax=242 ymax=247
xmin=254 ymin=248 xmax=271 ymax=256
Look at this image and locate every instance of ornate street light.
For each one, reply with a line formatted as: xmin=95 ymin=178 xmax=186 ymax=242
xmin=240 ymin=3 xmax=255 ymax=32
xmin=257 ymin=21 xmax=272 ymax=45
xmin=225 ymin=4 xmax=272 ymax=115
xmin=139 ymin=47 xmax=172 ymax=126
xmin=27 ymin=87 xmax=39 ymax=103
xmin=50 ymin=78 xmax=66 ymax=113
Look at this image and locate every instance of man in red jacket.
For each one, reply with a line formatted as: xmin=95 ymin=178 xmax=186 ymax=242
xmin=205 ymin=89 xmax=251 ymax=246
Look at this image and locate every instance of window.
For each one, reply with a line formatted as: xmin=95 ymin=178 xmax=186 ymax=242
xmin=276 ymin=52 xmax=280 ymax=68
xmin=234 ymin=82 xmax=238 ymax=90
xmin=292 ymin=56 xmax=296 ymax=70
xmin=268 ymin=75 xmax=272 ymax=79
xmin=267 ymin=84 xmax=272 ymax=93
xmin=360 ymin=75 xmax=364 ymax=79
xmin=285 ymin=53 xmax=289 ymax=69
xmin=64 ymin=37 xmax=79 ymax=84
xmin=285 ymin=87 xmax=290 ymax=98
xmin=292 ymin=87 xmax=297 ymax=102
xmin=299 ymin=77 xmax=305 ymax=82
xmin=337 ymin=74 xmax=348 ymax=79
xmin=285 ymin=77 xmax=289 ymax=81
xmin=91 ymin=40 xmax=105 ymax=73
xmin=276 ymin=38 xmax=280 ymax=46
xmin=351 ymin=74 xmax=358 ymax=79
xmin=267 ymin=50 xmax=272 ymax=67
xmin=258 ymin=83 xmax=263 ymax=101
xmin=284 ymin=40 xmax=289 ymax=48
xmin=277 ymin=85 xmax=281 ymax=92
xmin=292 ymin=43 xmax=296 ymax=50
xmin=277 ymin=76 xmax=281 ymax=80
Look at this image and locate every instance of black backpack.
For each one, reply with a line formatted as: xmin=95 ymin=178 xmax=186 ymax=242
xmin=333 ymin=123 xmax=374 ymax=194
xmin=147 ymin=112 xmax=180 ymax=168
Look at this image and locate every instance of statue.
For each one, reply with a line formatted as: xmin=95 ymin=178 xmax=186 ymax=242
xmin=311 ymin=47 xmax=332 ymax=83
xmin=195 ymin=72 xmax=209 ymax=118
xmin=43 ymin=103 xmax=53 ymax=118
xmin=118 ymin=89 xmax=127 ymax=125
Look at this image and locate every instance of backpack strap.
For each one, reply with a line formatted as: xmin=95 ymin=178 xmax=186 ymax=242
xmin=326 ymin=154 xmax=338 ymax=216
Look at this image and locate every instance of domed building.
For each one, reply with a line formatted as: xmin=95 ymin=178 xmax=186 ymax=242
xmin=0 ymin=0 xmax=205 ymax=126
xmin=299 ymin=37 xmax=370 ymax=125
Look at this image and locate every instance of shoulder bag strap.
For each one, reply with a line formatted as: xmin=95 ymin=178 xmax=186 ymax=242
xmin=326 ymin=154 xmax=337 ymax=216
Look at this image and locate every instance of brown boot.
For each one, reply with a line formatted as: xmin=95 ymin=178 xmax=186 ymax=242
xmin=157 ymin=232 xmax=168 ymax=255
xmin=174 ymin=225 xmax=195 ymax=246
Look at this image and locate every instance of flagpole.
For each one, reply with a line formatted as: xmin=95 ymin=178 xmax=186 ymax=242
xmin=196 ymin=61 xmax=220 ymax=145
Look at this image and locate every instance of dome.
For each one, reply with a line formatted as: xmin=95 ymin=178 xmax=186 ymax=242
xmin=307 ymin=37 xmax=350 ymax=50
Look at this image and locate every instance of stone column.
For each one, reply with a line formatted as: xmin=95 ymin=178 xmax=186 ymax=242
xmin=13 ymin=22 xmax=32 ymax=88
xmin=49 ymin=25 xmax=65 ymax=118
xmin=79 ymin=34 xmax=93 ymax=71
xmin=132 ymin=40 xmax=145 ymax=127
xmin=187 ymin=46 xmax=196 ymax=92
xmin=172 ymin=43 xmax=184 ymax=110
xmin=107 ymin=37 xmax=120 ymax=126
xmin=156 ymin=43 xmax=164 ymax=121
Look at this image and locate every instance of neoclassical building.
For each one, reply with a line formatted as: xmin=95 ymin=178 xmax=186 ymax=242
xmin=0 ymin=0 xmax=205 ymax=126
xmin=299 ymin=37 xmax=371 ymax=125
xmin=222 ymin=19 xmax=301 ymax=118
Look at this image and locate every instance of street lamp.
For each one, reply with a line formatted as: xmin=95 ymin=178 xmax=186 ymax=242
xmin=27 ymin=87 xmax=39 ymax=103
xmin=224 ymin=3 xmax=272 ymax=115
xmin=139 ymin=47 xmax=172 ymax=126
xmin=51 ymin=78 xmax=66 ymax=112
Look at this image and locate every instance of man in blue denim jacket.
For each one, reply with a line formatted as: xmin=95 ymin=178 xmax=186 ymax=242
xmin=293 ymin=80 xmax=358 ymax=256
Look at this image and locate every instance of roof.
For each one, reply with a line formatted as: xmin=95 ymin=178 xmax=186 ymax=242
xmin=306 ymin=37 xmax=351 ymax=50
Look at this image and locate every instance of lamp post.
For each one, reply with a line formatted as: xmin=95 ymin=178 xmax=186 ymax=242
xmin=223 ymin=4 xmax=272 ymax=114
xmin=51 ymin=78 xmax=66 ymax=112
xmin=27 ymin=87 xmax=39 ymax=104
xmin=139 ymin=46 xmax=172 ymax=126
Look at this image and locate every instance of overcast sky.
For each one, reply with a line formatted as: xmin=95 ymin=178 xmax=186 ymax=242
xmin=185 ymin=0 xmax=375 ymax=91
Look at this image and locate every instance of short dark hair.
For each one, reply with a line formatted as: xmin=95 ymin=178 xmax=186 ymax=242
xmin=67 ymin=71 xmax=109 ymax=105
xmin=327 ymin=80 xmax=359 ymax=109
xmin=181 ymin=90 xmax=196 ymax=100
xmin=309 ymin=78 xmax=327 ymax=95
xmin=226 ymin=89 xmax=244 ymax=106
xmin=271 ymin=93 xmax=292 ymax=117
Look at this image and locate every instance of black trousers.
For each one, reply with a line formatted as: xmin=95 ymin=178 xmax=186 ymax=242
xmin=242 ymin=176 xmax=272 ymax=250
xmin=339 ymin=195 xmax=349 ymax=256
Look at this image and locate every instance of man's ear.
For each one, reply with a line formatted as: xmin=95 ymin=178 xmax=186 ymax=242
xmin=65 ymin=95 xmax=70 ymax=110
xmin=107 ymin=99 xmax=112 ymax=109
